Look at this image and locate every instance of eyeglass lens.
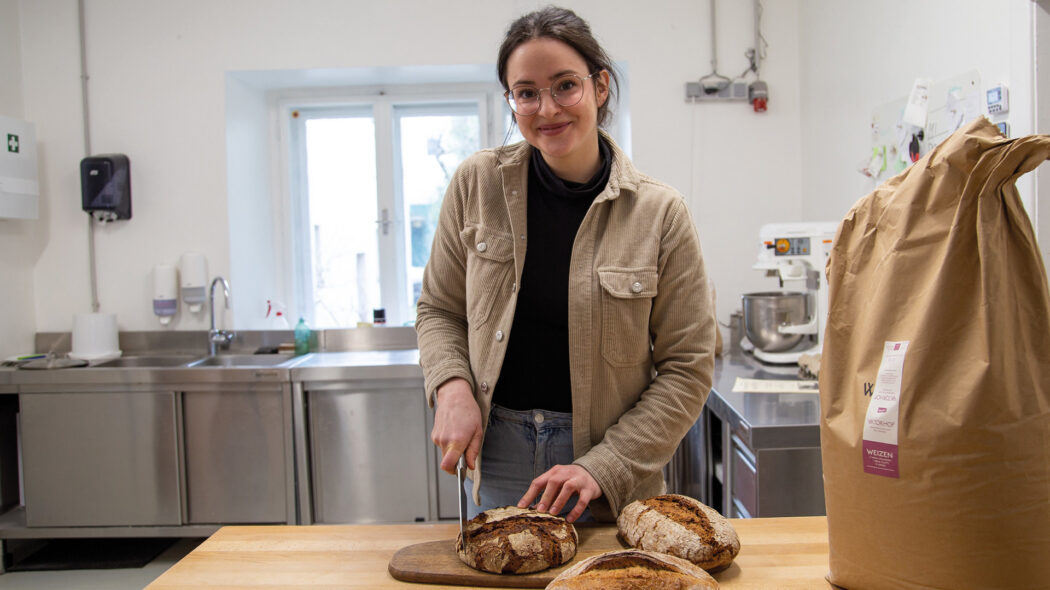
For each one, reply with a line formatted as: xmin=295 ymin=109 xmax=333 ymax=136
xmin=508 ymin=74 xmax=589 ymax=115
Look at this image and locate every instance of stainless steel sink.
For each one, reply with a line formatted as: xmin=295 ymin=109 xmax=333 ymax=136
xmin=185 ymin=354 xmax=296 ymax=368
xmin=93 ymin=355 xmax=201 ymax=368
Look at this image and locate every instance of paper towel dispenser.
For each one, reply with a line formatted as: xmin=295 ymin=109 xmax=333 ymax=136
xmin=81 ymin=154 xmax=131 ymax=222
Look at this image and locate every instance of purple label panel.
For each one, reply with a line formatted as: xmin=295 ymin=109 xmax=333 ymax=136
xmin=863 ymin=440 xmax=899 ymax=478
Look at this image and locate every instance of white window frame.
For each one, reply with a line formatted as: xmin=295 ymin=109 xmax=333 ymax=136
xmin=273 ymin=84 xmax=505 ymax=326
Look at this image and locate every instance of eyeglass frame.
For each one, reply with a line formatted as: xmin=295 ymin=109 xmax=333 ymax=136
xmin=504 ymin=71 xmax=603 ymax=116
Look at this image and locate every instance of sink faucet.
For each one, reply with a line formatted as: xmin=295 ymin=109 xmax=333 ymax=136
xmin=209 ymin=276 xmax=235 ymax=355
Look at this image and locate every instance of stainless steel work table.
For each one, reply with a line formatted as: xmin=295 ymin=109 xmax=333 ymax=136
xmin=291 ymin=349 xmax=422 ymax=381
xmin=704 ymin=350 xmax=825 ymax=517
xmin=289 ymin=349 xmax=432 ymax=525
xmin=708 ymin=351 xmax=821 ymax=449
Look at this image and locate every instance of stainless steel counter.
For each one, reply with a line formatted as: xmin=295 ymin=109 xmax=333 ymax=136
xmin=11 ymin=365 xmax=294 ymax=387
xmin=6 ymin=350 xmax=421 ymax=390
xmin=0 ymin=369 xmax=14 ymax=392
xmin=703 ymin=350 xmax=825 ymax=518
xmin=0 ymin=342 xmax=432 ymax=562
xmin=292 ymin=349 xmax=421 ymax=382
xmin=708 ymin=351 xmax=821 ymax=449
xmin=290 ymin=349 xmax=429 ymax=525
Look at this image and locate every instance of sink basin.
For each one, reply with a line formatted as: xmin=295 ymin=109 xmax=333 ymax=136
xmin=93 ymin=355 xmax=201 ymax=368
xmin=185 ymin=354 xmax=296 ymax=368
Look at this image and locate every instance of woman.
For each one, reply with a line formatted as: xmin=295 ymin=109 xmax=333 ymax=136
xmin=416 ymin=5 xmax=715 ymax=523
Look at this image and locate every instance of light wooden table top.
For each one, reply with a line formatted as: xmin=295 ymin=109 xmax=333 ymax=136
xmin=147 ymin=516 xmax=832 ymax=589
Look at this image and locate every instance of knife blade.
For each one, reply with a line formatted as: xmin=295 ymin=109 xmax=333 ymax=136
xmin=456 ymin=455 xmax=468 ymax=539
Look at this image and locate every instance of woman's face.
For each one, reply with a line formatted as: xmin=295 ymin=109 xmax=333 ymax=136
xmin=504 ymin=37 xmax=609 ymax=179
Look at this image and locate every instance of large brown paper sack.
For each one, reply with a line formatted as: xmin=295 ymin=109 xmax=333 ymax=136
xmin=820 ymin=118 xmax=1050 ymax=590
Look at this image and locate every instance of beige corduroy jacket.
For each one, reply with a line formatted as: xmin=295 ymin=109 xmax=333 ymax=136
xmin=416 ymin=134 xmax=716 ymax=521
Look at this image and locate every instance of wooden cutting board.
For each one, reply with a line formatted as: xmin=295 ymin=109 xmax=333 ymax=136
xmin=388 ymin=524 xmax=627 ymax=588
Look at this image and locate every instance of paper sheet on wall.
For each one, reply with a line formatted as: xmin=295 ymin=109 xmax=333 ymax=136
xmin=867 ymin=70 xmax=983 ymax=186
xmin=732 ymin=378 xmax=820 ymax=394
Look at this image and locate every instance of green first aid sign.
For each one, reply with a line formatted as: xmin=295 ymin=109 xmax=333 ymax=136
xmin=7 ymin=133 xmax=18 ymax=153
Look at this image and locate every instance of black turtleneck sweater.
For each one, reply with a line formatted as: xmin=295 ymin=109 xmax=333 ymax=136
xmin=493 ymin=139 xmax=612 ymax=412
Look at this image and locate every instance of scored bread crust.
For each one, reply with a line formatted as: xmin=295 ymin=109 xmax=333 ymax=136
xmin=545 ymin=549 xmax=719 ymax=589
xmin=456 ymin=506 xmax=578 ymax=574
xmin=616 ymin=494 xmax=740 ymax=571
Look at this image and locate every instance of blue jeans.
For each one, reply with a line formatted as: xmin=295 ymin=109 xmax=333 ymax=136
xmin=466 ymin=404 xmax=593 ymax=522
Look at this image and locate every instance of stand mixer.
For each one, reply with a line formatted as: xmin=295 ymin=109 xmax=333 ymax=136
xmin=740 ymin=222 xmax=838 ymax=364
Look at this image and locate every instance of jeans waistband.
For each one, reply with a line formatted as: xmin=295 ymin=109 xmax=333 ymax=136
xmin=491 ymin=404 xmax=572 ymax=427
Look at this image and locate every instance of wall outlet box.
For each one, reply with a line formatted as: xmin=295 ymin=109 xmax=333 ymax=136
xmin=686 ymin=80 xmax=749 ymax=102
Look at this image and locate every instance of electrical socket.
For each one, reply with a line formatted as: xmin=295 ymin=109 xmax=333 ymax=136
xmin=685 ymin=81 xmax=749 ymax=102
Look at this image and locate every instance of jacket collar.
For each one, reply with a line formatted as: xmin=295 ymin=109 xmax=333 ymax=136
xmin=496 ymin=130 xmax=640 ymax=202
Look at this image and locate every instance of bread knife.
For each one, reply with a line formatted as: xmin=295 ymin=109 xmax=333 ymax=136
xmin=456 ymin=455 xmax=468 ymax=539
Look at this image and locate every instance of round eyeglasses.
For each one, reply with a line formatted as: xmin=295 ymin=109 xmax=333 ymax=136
xmin=505 ymin=72 xmax=599 ymax=116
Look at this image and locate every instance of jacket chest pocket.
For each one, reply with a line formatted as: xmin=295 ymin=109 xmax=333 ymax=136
xmin=598 ymin=267 xmax=657 ymax=366
xmin=460 ymin=225 xmax=514 ymax=329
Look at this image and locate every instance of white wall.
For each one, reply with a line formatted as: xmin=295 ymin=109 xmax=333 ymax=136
xmin=798 ymin=0 xmax=1037 ymax=221
xmin=16 ymin=0 xmax=802 ymax=335
xmin=0 ymin=0 xmax=39 ymax=358
xmin=6 ymin=0 xmax=1039 ymax=353
xmin=225 ymin=74 xmax=279 ymax=330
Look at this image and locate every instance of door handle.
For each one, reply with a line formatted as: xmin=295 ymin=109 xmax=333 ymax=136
xmin=377 ymin=208 xmax=391 ymax=235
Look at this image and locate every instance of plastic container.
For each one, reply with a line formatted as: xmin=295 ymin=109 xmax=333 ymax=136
xmin=70 ymin=312 xmax=121 ymax=362
xmin=294 ymin=318 xmax=311 ymax=355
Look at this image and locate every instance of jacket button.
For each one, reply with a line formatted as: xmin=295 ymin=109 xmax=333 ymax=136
xmin=495 ymin=330 xmax=504 ymax=342
xmin=477 ymin=242 xmax=487 ymax=253
xmin=520 ymin=234 xmax=525 ymax=241
xmin=632 ymin=281 xmax=643 ymax=293
xmin=533 ymin=412 xmax=544 ymax=424
xmin=480 ymin=382 xmax=489 ymax=393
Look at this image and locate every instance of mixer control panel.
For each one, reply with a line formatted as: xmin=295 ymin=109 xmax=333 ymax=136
xmin=771 ymin=236 xmax=811 ymax=256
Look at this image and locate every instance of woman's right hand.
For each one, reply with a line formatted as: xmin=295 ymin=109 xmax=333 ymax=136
xmin=432 ymin=377 xmax=483 ymax=474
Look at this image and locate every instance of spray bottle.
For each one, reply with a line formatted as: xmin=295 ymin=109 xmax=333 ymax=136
xmin=265 ymin=299 xmax=291 ymax=329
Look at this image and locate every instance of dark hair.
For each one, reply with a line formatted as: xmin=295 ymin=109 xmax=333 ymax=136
xmin=497 ymin=5 xmax=619 ymax=127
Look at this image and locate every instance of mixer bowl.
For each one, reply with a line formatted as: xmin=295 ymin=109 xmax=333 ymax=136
xmin=742 ymin=292 xmax=808 ymax=352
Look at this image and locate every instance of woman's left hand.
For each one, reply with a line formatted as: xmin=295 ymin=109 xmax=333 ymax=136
xmin=517 ymin=464 xmax=602 ymax=523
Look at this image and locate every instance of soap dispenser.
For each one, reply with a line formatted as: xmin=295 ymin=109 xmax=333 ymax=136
xmin=179 ymin=253 xmax=208 ymax=312
xmin=153 ymin=265 xmax=178 ymax=325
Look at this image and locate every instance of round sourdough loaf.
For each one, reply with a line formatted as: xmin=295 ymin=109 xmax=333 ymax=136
xmin=545 ymin=549 xmax=719 ymax=589
xmin=616 ymin=494 xmax=739 ymax=571
xmin=455 ymin=506 xmax=577 ymax=574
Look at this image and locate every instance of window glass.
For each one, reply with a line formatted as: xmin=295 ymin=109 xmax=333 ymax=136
xmin=395 ymin=106 xmax=480 ymax=317
xmin=303 ymin=114 xmax=380 ymax=327
xmin=291 ymin=100 xmax=484 ymax=327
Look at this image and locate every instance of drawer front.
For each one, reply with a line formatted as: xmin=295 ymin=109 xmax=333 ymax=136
xmin=730 ymin=434 xmax=758 ymax=518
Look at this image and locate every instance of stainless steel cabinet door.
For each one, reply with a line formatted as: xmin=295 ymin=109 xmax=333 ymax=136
xmin=308 ymin=380 xmax=428 ymax=523
xmin=426 ymin=404 xmax=459 ymax=520
xmin=20 ymin=392 xmax=181 ymax=527
xmin=183 ymin=387 xmax=291 ymax=524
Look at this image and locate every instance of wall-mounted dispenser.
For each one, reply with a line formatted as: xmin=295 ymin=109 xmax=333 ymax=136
xmin=0 ymin=115 xmax=39 ymax=219
xmin=179 ymin=253 xmax=208 ymax=312
xmin=153 ymin=265 xmax=178 ymax=325
xmin=81 ymin=154 xmax=131 ymax=222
